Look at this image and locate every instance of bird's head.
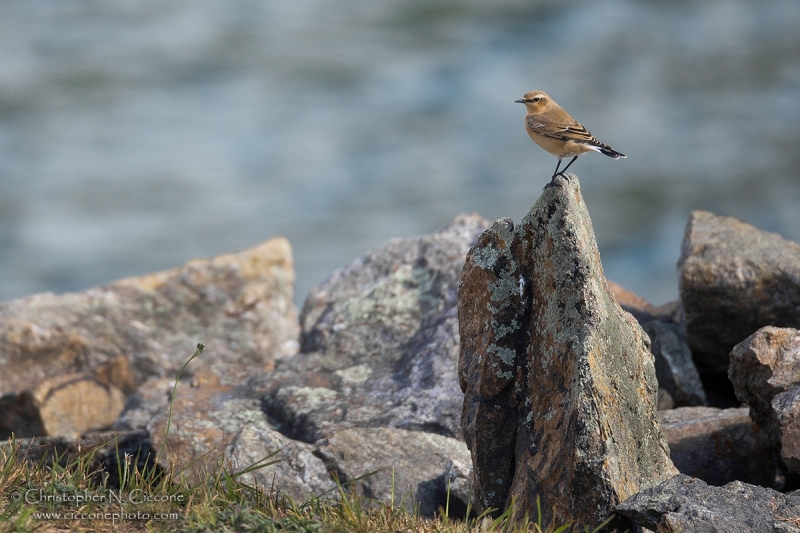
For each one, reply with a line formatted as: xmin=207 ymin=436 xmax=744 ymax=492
xmin=515 ymin=91 xmax=550 ymax=114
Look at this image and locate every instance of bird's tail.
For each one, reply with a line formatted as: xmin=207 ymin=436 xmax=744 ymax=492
xmin=599 ymin=145 xmax=626 ymax=159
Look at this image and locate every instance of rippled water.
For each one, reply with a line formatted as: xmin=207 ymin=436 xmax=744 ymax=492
xmin=1 ymin=0 xmax=799 ymax=307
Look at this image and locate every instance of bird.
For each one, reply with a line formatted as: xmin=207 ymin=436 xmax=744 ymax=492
xmin=515 ymin=90 xmax=625 ymax=187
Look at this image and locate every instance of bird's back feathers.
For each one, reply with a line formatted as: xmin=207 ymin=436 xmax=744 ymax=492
xmin=525 ymin=116 xmax=625 ymax=159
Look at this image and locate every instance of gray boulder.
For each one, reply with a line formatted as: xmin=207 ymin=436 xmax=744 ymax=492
xmin=262 ymin=214 xmax=490 ymax=442
xmin=108 ymin=215 xmax=488 ymax=514
xmin=0 ymin=238 xmax=299 ymax=397
xmin=678 ymin=210 xmax=800 ymax=375
xmin=617 ymin=474 xmax=800 ymax=533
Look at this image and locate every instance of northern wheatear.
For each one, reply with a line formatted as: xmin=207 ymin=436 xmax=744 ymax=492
xmin=515 ymin=91 xmax=625 ymax=186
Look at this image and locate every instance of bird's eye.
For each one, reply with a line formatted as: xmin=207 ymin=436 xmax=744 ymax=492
xmin=533 ymin=97 xmax=540 ymax=102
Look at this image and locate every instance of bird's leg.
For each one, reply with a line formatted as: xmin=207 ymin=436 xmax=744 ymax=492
xmin=558 ymin=156 xmax=578 ymax=176
xmin=544 ymin=158 xmax=563 ymax=189
xmin=551 ymin=158 xmax=562 ymax=179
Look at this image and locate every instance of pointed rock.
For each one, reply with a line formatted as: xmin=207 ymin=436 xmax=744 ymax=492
xmin=459 ymin=174 xmax=676 ymax=529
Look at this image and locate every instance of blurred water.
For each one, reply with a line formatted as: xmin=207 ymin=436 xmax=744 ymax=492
xmin=0 ymin=0 xmax=798 ymax=307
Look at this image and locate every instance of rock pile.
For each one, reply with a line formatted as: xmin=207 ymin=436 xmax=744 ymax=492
xmin=616 ymin=210 xmax=800 ymax=532
xmin=3 ymin=177 xmax=800 ymax=531
xmin=3 ymin=214 xmax=487 ymax=516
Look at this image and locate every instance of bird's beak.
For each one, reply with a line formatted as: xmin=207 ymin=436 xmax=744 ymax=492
xmin=514 ymin=99 xmax=525 ymax=103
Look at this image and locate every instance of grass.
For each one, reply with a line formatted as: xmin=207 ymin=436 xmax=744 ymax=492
xmin=0 ymin=345 xmax=616 ymax=533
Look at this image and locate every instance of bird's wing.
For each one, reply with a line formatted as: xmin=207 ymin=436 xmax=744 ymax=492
xmin=526 ymin=116 xmax=600 ymax=145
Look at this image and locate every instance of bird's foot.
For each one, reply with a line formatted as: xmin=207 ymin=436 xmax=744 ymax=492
xmin=543 ymin=172 xmax=567 ymax=189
